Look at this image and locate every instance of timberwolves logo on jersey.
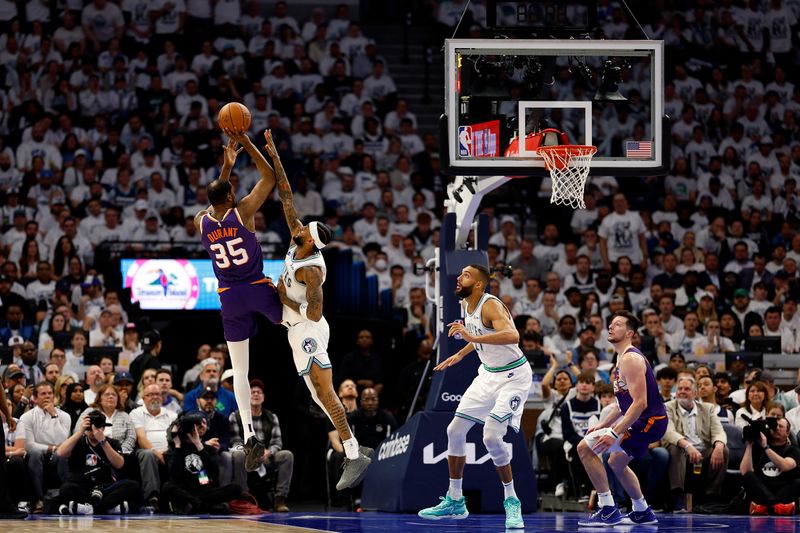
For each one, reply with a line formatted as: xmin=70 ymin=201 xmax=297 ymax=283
xmin=302 ymin=338 xmax=318 ymax=354
xmin=509 ymin=396 xmax=521 ymax=411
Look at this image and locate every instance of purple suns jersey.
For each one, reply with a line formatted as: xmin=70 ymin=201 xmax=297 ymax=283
xmin=612 ymin=346 xmax=666 ymax=422
xmin=201 ymin=208 xmax=265 ymax=288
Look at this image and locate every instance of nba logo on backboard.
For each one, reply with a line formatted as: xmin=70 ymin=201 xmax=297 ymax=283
xmin=458 ymin=126 xmax=472 ymax=157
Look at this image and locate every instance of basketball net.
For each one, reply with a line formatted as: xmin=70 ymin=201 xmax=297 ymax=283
xmin=536 ymin=145 xmax=597 ymax=210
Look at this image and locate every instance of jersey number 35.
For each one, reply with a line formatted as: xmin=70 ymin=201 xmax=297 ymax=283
xmin=210 ymin=237 xmax=249 ymax=269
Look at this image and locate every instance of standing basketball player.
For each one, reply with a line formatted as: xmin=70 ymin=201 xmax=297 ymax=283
xmin=576 ymin=310 xmax=667 ymax=525
xmin=195 ymin=131 xmax=281 ymax=472
xmin=418 ymin=264 xmax=528 ymax=529
xmin=263 ymin=130 xmax=372 ymax=490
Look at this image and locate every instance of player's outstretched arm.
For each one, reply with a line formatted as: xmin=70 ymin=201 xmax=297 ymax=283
xmin=228 ymin=131 xmax=276 ymax=221
xmin=264 ymin=129 xmax=302 ymax=235
xmin=297 ymin=265 xmax=324 ymax=322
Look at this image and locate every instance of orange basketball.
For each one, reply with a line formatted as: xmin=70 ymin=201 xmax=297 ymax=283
xmin=218 ymin=102 xmax=251 ymax=133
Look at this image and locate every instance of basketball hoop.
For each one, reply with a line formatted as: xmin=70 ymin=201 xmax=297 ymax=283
xmin=536 ymin=145 xmax=597 ymax=209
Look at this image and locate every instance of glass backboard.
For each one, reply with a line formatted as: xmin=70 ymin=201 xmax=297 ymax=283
xmin=442 ymin=39 xmax=668 ymax=177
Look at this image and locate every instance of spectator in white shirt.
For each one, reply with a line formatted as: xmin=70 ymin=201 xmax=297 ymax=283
xmin=269 ymin=0 xmax=299 ymax=35
xmin=25 ymin=261 xmax=55 ymax=309
xmin=14 ymin=382 xmax=71 ymax=506
xmin=544 ymin=315 xmax=580 ymax=363
xmin=363 ymin=61 xmax=396 ymax=113
xmin=130 ymin=384 xmax=178 ymax=506
xmin=321 ymin=117 xmax=354 ymax=159
xmin=81 ymin=0 xmax=124 ymax=52
xmin=659 ymin=295 xmax=685 ymax=336
xmin=290 ymin=116 xmax=322 ymax=158
xmin=291 ymin=174 xmax=323 ymax=221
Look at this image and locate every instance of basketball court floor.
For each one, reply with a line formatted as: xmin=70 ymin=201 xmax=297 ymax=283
xmin=17 ymin=513 xmax=800 ymax=532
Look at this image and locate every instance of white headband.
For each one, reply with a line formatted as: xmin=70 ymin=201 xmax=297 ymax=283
xmin=309 ymin=221 xmax=326 ymax=249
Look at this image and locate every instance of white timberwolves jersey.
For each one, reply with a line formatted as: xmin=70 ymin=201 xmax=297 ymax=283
xmin=281 ymin=244 xmax=327 ymax=325
xmin=463 ymin=293 xmax=525 ymax=369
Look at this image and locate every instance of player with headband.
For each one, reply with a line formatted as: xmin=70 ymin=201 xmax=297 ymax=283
xmin=264 ymin=130 xmax=373 ymax=491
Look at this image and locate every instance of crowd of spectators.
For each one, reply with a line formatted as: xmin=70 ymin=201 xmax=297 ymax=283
xmin=0 ymin=0 xmax=799 ymax=518
xmin=0 ymin=0 xmax=431 ymax=516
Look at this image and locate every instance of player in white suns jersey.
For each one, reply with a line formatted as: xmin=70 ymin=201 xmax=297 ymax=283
xmin=419 ymin=264 xmax=530 ymax=529
xmin=263 ymin=130 xmax=372 ymax=491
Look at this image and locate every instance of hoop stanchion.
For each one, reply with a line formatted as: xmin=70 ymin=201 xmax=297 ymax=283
xmin=536 ymin=145 xmax=597 ymax=209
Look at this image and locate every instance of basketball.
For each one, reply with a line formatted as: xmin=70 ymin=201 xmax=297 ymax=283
xmin=218 ymin=102 xmax=251 ymax=133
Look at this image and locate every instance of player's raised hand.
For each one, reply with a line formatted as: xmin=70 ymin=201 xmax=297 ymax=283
xmin=434 ymin=352 xmax=466 ymax=371
xmin=222 ymin=137 xmax=243 ymax=168
xmin=263 ymin=129 xmax=279 ymax=159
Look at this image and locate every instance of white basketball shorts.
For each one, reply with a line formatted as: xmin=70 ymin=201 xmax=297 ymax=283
xmin=287 ymin=317 xmax=332 ymax=376
xmin=454 ymin=358 xmax=532 ymax=431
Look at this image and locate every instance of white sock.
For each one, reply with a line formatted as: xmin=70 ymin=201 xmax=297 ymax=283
xmin=227 ymin=339 xmax=255 ymax=443
xmin=448 ymin=478 xmax=463 ymax=500
xmin=503 ymin=480 xmax=517 ymax=500
xmin=598 ymin=491 xmax=615 ymax=508
xmin=343 ymin=437 xmax=360 ymax=460
xmin=632 ymin=497 xmax=648 ymax=512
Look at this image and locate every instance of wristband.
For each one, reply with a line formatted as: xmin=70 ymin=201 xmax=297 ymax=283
xmin=300 ymin=303 xmax=309 ymax=320
xmin=98 ymin=440 xmax=106 ymax=447
xmin=609 ymin=428 xmax=619 ymax=439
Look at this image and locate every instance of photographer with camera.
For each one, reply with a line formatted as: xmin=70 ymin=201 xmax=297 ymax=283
xmin=161 ymin=411 xmax=243 ymax=514
xmin=740 ymin=415 xmax=800 ymax=515
xmin=54 ymin=410 xmax=139 ymax=515
xmin=663 ymin=376 xmax=728 ymax=512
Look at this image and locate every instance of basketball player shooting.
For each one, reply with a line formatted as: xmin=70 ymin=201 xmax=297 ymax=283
xmin=195 ymin=130 xmax=282 ymax=472
xmin=418 ymin=264 xmax=529 ymax=529
xmin=263 ymin=130 xmax=372 ymax=491
xmin=576 ymin=311 xmax=667 ymax=526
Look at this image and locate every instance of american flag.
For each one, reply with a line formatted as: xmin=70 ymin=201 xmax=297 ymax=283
xmin=626 ymin=140 xmax=653 ymax=159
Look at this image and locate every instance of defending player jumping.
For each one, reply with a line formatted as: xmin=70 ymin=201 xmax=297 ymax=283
xmin=418 ymin=264 xmax=529 ymax=529
xmin=195 ymin=131 xmax=281 ymax=472
xmin=263 ymin=130 xmax=372 ymax=491
xmin=576 ymin=310 xmax=667 ymax=526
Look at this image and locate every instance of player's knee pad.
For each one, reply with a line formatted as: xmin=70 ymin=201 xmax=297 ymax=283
xmin=446 ymin=416 xmax=473 ymax=457
xmin=483 ymin=418 xmax=511 ymax=467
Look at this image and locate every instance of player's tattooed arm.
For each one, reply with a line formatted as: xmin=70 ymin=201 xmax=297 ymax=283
xmin=301 ymin=266 xmax=324 ymax=322
xmin=277 ymin=278 xmax=300 ymax=313
xmin=264 ymin=129 xmax=302 ymax=235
